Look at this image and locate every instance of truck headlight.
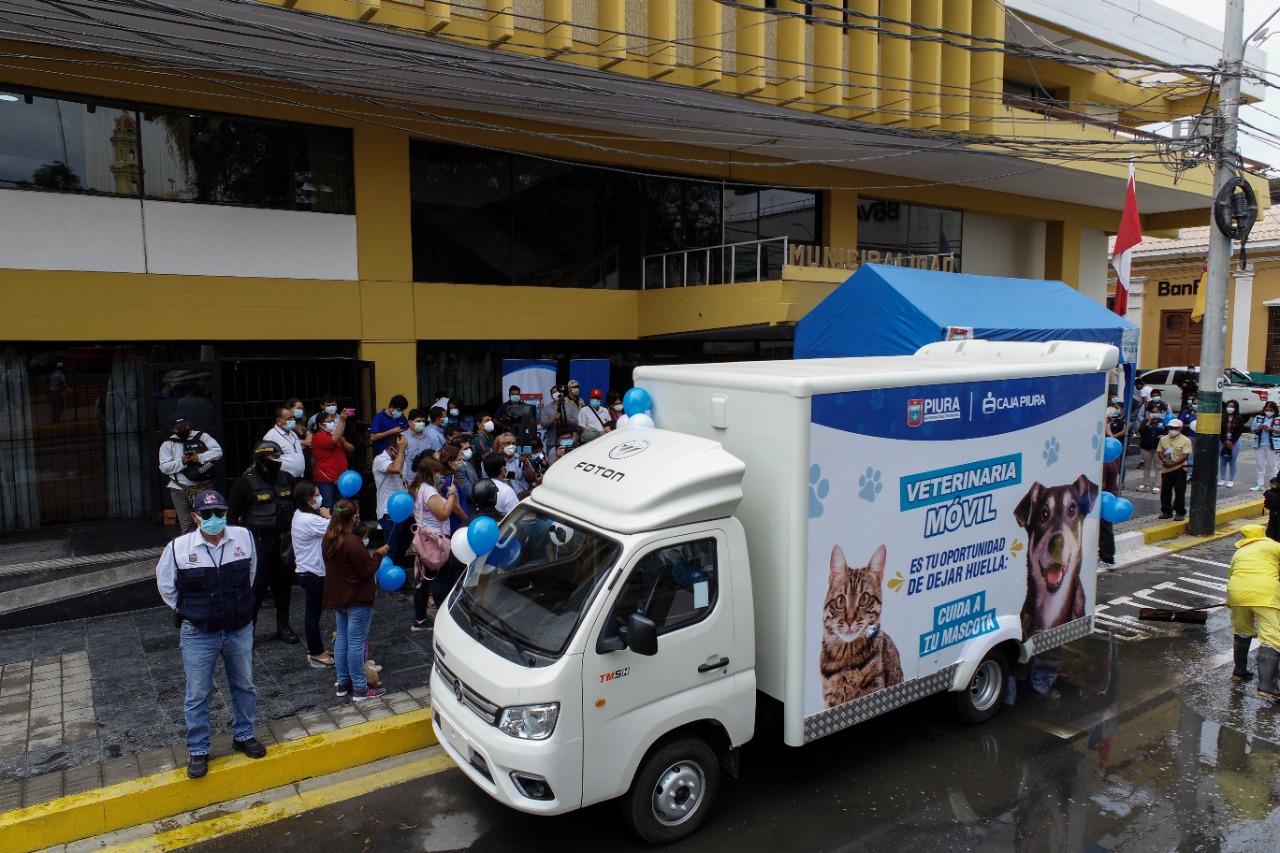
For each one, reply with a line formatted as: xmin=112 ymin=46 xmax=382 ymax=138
xmin=496 ymin=703 xmax=560 ymax=740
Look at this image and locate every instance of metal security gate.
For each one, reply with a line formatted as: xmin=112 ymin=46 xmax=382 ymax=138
xmin=218 ymin=358 xmax=376 ymax=488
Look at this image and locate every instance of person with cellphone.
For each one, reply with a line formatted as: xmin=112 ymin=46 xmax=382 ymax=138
xmin=311 ymin=409 xmax=353 ymax=509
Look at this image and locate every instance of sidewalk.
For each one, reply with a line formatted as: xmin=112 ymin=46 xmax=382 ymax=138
xmin=0 ymin=441 xmax=1274 ymax=852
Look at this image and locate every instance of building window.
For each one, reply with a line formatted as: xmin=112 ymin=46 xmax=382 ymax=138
xmin=0 ymin=88 xmax=353 ymax=213
xmin=856 ymin=198 xmax=962 ymax=268
xmin=410 ymin=140 xmax=819 ymax=288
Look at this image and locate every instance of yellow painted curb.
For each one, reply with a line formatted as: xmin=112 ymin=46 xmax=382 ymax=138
xmin=1141 ymin=499 xmax=1266 ymax=545
xmin=100 ymin=751 xmax=455 ymax=853
xmin=0 ymin=708 xmax=436 ymax=853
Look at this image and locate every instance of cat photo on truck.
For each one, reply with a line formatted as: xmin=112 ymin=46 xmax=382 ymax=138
xmin=820 ymin=544 xmax=904 ymax=708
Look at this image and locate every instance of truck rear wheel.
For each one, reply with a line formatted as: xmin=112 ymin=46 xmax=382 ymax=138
xmin=622 ymin=736 xmax=720 ymax=845
xmin=954 ymin=647 xmax=1008 ymax=724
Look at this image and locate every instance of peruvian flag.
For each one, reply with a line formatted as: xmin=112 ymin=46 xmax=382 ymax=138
xmin=1110 ymin=164 xmax=1142 ymax=316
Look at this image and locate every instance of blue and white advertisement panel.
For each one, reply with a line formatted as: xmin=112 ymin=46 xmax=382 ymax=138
xmin=803 ymin=373 xmax=1105 ymax=719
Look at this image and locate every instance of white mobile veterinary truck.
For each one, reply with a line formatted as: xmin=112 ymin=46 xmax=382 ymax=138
xmin=430 ymin=340 xmax=1112 ymax=843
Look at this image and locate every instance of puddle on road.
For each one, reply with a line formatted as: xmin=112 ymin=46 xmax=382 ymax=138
xmin=730 ymin=634 xmax=1280 ymax=852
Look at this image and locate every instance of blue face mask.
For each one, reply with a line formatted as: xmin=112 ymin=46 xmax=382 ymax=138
xmin=200 ymin=515 xmax=226 ymax=536
xmin=590 ymin=399 xmax=600 ymax=408
xmin=391 ymin=409 xmax=403 ymax=419
xmin=293 ymin=408 xmax=304 ymax=419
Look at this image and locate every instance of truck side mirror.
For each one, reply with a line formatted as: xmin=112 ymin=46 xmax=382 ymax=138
xmin=622 ymin=613 xmax=658 ymax=657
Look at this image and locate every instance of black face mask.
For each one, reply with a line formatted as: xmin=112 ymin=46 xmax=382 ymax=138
xmin=257 ymin=457 xmax=282 ymax=476
xmin=176 ymin=428 xmax=191 ymax=439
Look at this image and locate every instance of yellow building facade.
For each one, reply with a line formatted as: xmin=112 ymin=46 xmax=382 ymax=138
xmin=0 ymin=0 xmax=1265 ymax=529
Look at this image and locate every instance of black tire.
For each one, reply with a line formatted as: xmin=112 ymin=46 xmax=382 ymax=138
xmin=954 ymin=647 xmax=1009 ymax=725
xmin=622 ymin=736 xmax=720 ymax=845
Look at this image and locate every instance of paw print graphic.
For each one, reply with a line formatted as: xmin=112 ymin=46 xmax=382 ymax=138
xmin=1091 ymin=421 xmax=1105 ymax=460
xmin=808 ymin=464 xmax=830 ymax=519
xmin=858 ymin=467 xmax=883 ymax=502
xmin=868 ymin=390 xmax=886 ymax=411
xmin=1043 ymin=437 xmax=1060 ymax=466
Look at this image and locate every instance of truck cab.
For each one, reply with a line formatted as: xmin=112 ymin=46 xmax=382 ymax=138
xmin=430 ymin=429 xmax=757 ymax=842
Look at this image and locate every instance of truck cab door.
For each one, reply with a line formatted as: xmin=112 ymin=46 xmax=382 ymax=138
xmin=580 ymin=531 xmax=739 ymax=806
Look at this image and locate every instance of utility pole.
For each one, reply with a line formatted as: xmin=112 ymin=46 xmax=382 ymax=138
xmin=1189 ymin=0 xmax=1246 ymax=536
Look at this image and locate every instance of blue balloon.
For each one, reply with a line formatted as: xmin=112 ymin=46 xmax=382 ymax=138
xmin=1097 ymin=491 xmax=1115 ymax=519
xmin=376 ymin=564 xmax=406 ymax=591
xmin=487 ymin=535 xmax=520 ymax=568
xmin=337 ymin=470 xmax=363 ymax=499
xmin=387 ymin=491 xmax=414 ymax=524
xmin=623 ymin=387 xmax=652 ymax=417
xmin=1163 ymin=413 xmax=1175 ymax=426
xmin=1103 ymin=436 xmax=1123 ymax=463
xmin=1105 ymin=496 xmax=1134 ymax=524
xmin=468 ymin=516 xmax=500 ymax=556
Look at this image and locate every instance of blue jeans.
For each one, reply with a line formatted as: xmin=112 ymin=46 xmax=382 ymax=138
xmin=334 ymin=605 xmax=374 ymax=692
xmin=180 ymin=621 xmax=256 ymax=756
xmin=1219 ymin=440 xmax=1241 ymax=481
xmin=316 ymin=481 xmax=340 ymax=510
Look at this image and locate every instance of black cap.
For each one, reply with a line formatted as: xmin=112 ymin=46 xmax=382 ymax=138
xmin=254 ymin=440 xmax=282 ymax=458
xmin=193 ymin=489 xmax=228 ymax=511
xmin=171 ymin=416 xmax=190 ymax=430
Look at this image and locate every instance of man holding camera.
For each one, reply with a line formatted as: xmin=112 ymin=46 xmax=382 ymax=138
xmin=159 ymin=416 xmax=223 ymax=535
xmin=541 ymin=382 xmax=583 ymax=449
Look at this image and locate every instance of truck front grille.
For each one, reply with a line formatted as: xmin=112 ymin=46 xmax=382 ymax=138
xmin=434 ymin=658 xmax=500 ymax=725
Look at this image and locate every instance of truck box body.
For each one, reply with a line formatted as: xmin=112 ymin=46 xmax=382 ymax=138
xmin=634 ymin=340 xmax=1114 ymax=745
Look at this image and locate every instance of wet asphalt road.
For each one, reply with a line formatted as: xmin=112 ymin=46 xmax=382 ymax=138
xmin=192 ymin=538 xmax=1280 ymax=853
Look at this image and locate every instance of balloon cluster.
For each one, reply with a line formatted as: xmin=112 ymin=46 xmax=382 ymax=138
xmin=449 ymin=516 xmax=522 ymax=569
xmin=1099 ymin=492 xmax=1134 ymax=524
xmin=618 ymin=387 xmax=654 ymax=430
xmin=375 ymin=557 xmax=405 ymax=591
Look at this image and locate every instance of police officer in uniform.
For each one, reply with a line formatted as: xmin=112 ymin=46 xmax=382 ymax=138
xmin=229 ymin=441 xmax=300 ymax=643
xmin=156 ymin=489 xmax=266 ymax=778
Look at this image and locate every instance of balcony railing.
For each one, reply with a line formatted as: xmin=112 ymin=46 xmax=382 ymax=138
xmin=642 ymin=237 xmax=789 ymax=290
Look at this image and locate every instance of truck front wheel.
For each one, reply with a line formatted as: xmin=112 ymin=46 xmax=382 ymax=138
xmin=954 ymin=647 xmax=1008 ymax=724
xmin=623 ymin=736 xmax=721 ymax=845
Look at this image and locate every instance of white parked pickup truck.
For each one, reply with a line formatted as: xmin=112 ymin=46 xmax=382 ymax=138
xmin=1138 ymin=366 xmax=1270 ymax=415
xmin=430 ymin=340 xmax=1113 ymax=843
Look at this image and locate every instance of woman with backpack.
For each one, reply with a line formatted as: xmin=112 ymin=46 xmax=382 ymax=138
xmin=408 ymin=456 xmax=459 ymax=633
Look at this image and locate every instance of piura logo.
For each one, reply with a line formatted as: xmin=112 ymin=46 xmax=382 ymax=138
xmin=907 ymin=399 xmax=923 ymax=427
xmin=608 ymin=440 xmax=650 ymax=460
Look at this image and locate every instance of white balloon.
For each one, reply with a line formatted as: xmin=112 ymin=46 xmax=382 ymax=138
xmin=627 ymin=413 xmax=655 ymax=429
xmin=615 ymin=414 xmax=629 ymax=429
xmin=451 ymin=528 xmax=477 ymax=564
xmin=549 ymin=522 xmax=574 ymax=546
xmin=1190 ymin=420 xmax=1197 ymax=433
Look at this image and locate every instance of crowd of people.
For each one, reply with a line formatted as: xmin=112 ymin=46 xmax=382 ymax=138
xmin=155 ymin=382 xmax=627 ymax=778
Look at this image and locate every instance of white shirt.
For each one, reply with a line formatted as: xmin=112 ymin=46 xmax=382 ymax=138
xmin=578 ymin=403 xmax=609 ymax=432
xmin=158 ymin=430 xmax=223 ymax=487
xmin=265 ymin=425 xmax=305 ymax=478
xmin=291 ymin=511 xmax=330 ymax=576
xmin=404 ymin=429 xmax=435 ymax=471
xmin=373 ymin=450 xmax=407 ymax=520
xmin=156 ymin=526 xmax=257 ymax=610
xmin=492 ymin=478 xmax=519 ymax=516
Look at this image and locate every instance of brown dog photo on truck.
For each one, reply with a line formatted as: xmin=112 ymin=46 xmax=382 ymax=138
xmin=1014 ymin=474 xmax=1099 ymax=641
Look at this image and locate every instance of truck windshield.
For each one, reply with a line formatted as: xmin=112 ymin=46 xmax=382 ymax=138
xmin=452 ymin=507 xmax=622 ymax=665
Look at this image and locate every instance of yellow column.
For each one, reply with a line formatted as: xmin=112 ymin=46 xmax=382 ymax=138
xmin=1044 ymin=222 xmax=1082 ymax=288
xmin=354 ymin=125 xmax=411 ymax=284
xmin=825 ymin=190 xmax=860 ymax=248
xmin=776 ymin=0 xmax=806 ymax=104
xmin=544 ymin=0 xmax=571 ymax=53
xmin=879 ymin=0 xmax=912 ymax=124
xmin=486 ymin=0 xmax=513 ymax=44
xmin=970 ymin=0 xmax=1005 ymax=127
xmin=648 ymin=0 xmax=676 ymax=78
xmin=911 ymin=0 xmax=942 ymax=129
xmin=846 ymin=0 xmax=879 ymax=117
xmin=812 ymin=0 xmax=843 ymax=111
xmin=692 ymin=0 xmax=723 ymax=87
xmin=939 ymin=0 xmax=972 ymax=132
xmin=358 ymin=341 xmax=418 ymax=410
xmin=735 ymin=0 xmax=766 ymax=95
xmin=423 ymin=1 xmax=450 ymax=32
xmin=597 ymin=0 xmax=625 ymax=68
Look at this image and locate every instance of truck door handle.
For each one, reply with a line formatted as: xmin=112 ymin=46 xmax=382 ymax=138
xmin=698 ymin=657 xmax=729 ymax=673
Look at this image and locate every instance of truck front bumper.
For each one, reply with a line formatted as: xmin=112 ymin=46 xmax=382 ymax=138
xmin=430 ymin=668 xmax=583 ymax=816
